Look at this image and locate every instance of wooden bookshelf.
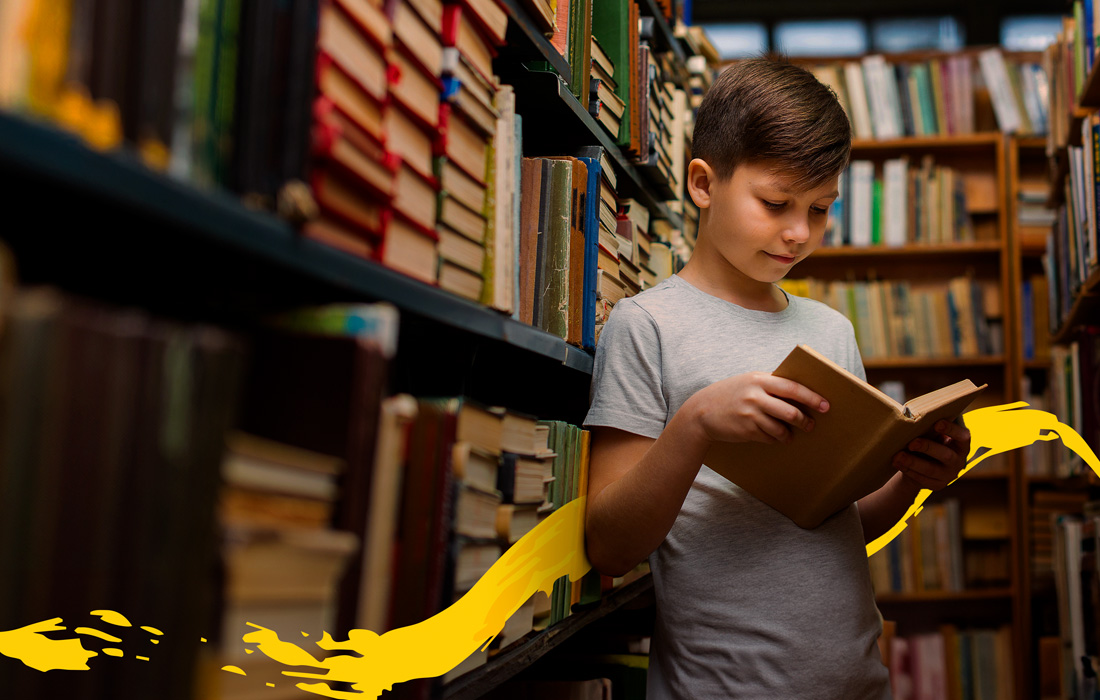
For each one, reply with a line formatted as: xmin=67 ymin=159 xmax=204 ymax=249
xmin=813 ymin=241 xmax=1002 ymax=258
xmin=862 ymin=356 xmax=1007 ymax=370
xmin=851 ymin=132 xmax=1003 ymax=150
xmin=876 ymin=588 xmax=1014 ymax=604
xmin=1051 ymin=267 xmax=1100 ymax=345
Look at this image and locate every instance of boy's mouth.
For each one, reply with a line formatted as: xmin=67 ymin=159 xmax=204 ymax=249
xmin=765 ymin=252 xmax=797 ymax=264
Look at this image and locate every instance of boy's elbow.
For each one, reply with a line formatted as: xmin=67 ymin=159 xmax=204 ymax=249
xmin=585 ymin=532 xmax=641 ymax=578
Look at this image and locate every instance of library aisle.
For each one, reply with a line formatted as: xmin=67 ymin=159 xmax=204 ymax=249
xmin=0 ymin=1 xmax=1096 ymax=699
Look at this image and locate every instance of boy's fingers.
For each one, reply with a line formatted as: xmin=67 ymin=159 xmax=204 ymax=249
xmin=765 ymin=377 xmax=829 ymax=415
xmin=763 ymin=395 xmax=814 ymax=432
xmin=756 ymin=415 xmax=791 ymax=443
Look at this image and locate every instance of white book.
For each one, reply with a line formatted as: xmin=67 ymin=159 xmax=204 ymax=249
xmin=848 ymin=160 xmax=875 ymax=246
xmin=843 ymin=62 xmax=874 ymax=140
xmin=882 ymin=158 xmax=909 ymax=247
xmin=978 ymin=48 xmax=1022 ymax=133
xmin=861 ymin=55 xmax=901 ymax=140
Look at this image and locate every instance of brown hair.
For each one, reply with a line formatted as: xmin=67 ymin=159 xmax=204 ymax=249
xmin=691 ymin=57 xmax=851 ymax=191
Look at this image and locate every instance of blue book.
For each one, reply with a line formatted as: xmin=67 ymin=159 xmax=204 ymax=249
xmin=577 ymin=155 xmax=602 ymax=351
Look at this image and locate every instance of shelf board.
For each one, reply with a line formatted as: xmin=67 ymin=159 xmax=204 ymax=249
xmin=812 ymin=241 xmax=1002 ymax=258
xmin=497 ymin=0 xmax=572 ymax=86
xmin=863 ymin=355 xmax=1007 ymax=370
xmin=509 ymin=66 xmax=681 ymax=228
xmin=1052 ymin=266 xmax=1100 ymax=345
xmin=876 ymin=588 xmax=1013 ymax=604
xmin=440 ymin=575 xmax=655 ymax=700
xmin=1019 ymin=231 xmax=1049 ymax=256
xmin=1015 ymin=136 xmax=1048 ymax=150
xmin=1023 ymin=358 xmax=1051 ymax=370
xmin=851 ymin=133 xmax=1002 ymax=150
xmin=0 ymin=111 xmax=595 ymax=375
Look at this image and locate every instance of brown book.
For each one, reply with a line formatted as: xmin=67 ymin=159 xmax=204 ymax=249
xmin=313 ymin=109 xmax=397 ymax=198
xmin=439 ymin=195 xmax=488 ymax=242
xmin=379 ymin=214 xmax=439 ymax=284
xmin=438 ymin=260 xmax=484 ymax=301
xmin=393 ymin=0 xmax=443 ymax=79
xmin=387 ymin=48 xmax=440 ymax=129
xmin=312 ymin=168 xmax=387 ymax=234
xmin=546 ymin=157 xmax=587 ymax=346
xmin=318 ymin=3 xmax=388 ymax=103
xmin=392 ymin=163 xmax=438 ymax=231
xmin=518 ymin=158 xmax=543 ymax=326
xmin=316 ymin=53 xmax=386 ymax=142
xmin=383 ymin=103 xmax=434 ymax=180
xmin=438 ymin=222 xmax=487 ymax=273
xmin=302 ymin=214 xmax=376 ymax=260
xmin=440 ymin=158 xmax=487 ymax=215
xmin=703 ymin=345 xmax=986 ymax=529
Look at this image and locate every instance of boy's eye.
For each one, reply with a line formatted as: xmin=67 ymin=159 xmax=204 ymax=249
xmin=761 ymin=200 xmax=785 ymax=210
xmin=810 ymin=206 xmax=829 ymax=215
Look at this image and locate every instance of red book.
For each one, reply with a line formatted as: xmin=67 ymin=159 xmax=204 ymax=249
xmin=441 ymin=4 xmax=496 ymax=86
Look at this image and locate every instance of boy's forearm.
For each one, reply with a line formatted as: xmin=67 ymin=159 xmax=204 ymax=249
xmin=857 ymin=471 xmax=921 ymax=543
xmin=585 ymin=399 xmax=711 ymax=576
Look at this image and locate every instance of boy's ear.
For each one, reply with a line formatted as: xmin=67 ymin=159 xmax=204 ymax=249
xmin=686 ymin=159 xmax=716 ymax=209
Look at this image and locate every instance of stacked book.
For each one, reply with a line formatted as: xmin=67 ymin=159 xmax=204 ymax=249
xmin=303 ymin=0 xmax=442 ymax=285
xmin=826 ymin=157 xmax=978 ymax=248
xmin=883 ymin=625 xmax=1015 ymax=700
xmin=1044 ymin=5 xmax=1098 ymax=150
xmin=589 ymin=36 xmax=626 ymax=140
xmin=216 ymin=433 xmax=358 ymax=700
xmin=780 ymin=277 xmax=1004 ymax=361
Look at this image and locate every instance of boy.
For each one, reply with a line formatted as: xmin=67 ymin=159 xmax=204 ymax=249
xmin=583 ymin=58 xmax=971 ymax=698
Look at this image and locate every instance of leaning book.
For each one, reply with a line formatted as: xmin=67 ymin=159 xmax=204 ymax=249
xmin=704 ymin=344 xmax=986 ymax=529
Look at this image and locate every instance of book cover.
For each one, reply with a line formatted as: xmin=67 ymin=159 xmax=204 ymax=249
xmin=703 ymin=345 xmax=986 ymax=529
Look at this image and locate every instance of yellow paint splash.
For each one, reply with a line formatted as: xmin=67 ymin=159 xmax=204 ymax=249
xmin=102 ymin=649 xmax=123 ymax=658
xmin=0 ymin=402 xmax=1095 ymax=698
xmin=91 ymin=610 xmax=131 ymax=627
xmin=74 ymin=628 xmax=122 ymax=643
xmin=141 ymin=626 xmax=163 ymax=636
xmin=867 ymin=403 xmax=1100 ymax=556
xmin=0 ymin=618 xmax=96 ymax=671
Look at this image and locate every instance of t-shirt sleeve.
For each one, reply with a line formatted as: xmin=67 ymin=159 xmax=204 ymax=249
xmin=584 ymin=299 xmax=668 ymax=439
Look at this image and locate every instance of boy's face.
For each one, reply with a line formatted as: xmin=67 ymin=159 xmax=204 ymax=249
xmin=694 ymin=160 xmax=839 ymax=285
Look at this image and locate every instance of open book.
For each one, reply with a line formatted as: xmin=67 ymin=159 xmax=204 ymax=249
xmin=703 ymin=345 xmax=986 ymax=529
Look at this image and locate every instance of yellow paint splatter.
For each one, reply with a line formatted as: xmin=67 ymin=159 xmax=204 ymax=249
xmin=90 ymin=611 xmax=131 ymax=628
xmin=149 ymin=640 xmax=159 ymax=645
xmin=223 ymin=665 xmax=246 ymax=676
xmin=0 ymin=618 xmax=96 ymax=671
xmin=200 ymin=638 xmax=207 ymax=643
xmin=74 ymin=627 xmax=122 ymax=643
xmin=102 ymin=649 xmax=123 ymax=658
xmin=137 ymin=656 xmax=149 ymax=661
xmin=302 ymin=632 xmax=309 ymax=637
xmin=267 ymin=683 xmax=276 ymax=687
xmin=867 ymin=403 xmax=1100 ymax=556
xmin=141 ymin=626 xmax=163 ymax=636
xmin=245 ymin=649 xmax=254 ymax=654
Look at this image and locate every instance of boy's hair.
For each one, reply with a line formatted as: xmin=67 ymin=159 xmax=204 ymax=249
xmin=691 ymin=57 xmax=851 ymax=191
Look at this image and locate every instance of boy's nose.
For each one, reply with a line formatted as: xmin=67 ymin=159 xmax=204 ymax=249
xmin=782 ymin=216 xmax=811 ymax=243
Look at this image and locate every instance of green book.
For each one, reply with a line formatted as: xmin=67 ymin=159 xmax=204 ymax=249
xmin=569 ymin=0 xmax=592 ymax=110
xmin=591 ymin=0 xmax=630 ymax=147
xmin=912 ymin=64 xmax=938 ymax=136
xmin=539 ymin=160 xmax=572 ymax=340
xmin=871 ymin=178 xmax=883 ymax=245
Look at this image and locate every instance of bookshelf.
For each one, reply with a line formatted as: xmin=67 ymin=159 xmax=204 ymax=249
xmin=1016 ymin=9 xmax=1100 ymax=697
xmin=0 ymin=0 xmax=705 ymax=698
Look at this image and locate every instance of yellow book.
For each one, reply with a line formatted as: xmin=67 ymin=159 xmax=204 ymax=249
xmin=703 ymin=345 xmax=985 ymax=529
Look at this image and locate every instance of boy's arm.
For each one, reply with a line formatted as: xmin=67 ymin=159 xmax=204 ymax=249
xmin=586 ymin=374 xmax=829 ymax=577
xmin=857 ymin=419 xmax=971 ymax=543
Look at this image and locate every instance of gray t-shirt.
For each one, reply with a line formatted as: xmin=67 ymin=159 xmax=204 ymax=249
xmin=585 ymin=274 xmax=891 ymax=699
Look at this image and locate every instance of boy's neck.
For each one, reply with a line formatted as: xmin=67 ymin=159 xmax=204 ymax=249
xmin=678 ymin=239 xmax=789 ymax=313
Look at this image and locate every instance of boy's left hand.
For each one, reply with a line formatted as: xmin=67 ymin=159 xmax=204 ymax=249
xmin=891 ymin=419 xmax=971 ymax=492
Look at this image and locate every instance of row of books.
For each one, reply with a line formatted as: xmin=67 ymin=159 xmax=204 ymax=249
xmin=1047 ymin=328 xmax=1100 ymax=478
xmin=0 ymin=286 xmax=247 ymax=700
xmin=883 ymin=624 xmax=1015 ymax=700
xmin=1021 ymin=274 xmax=1053 ymax=363
xmin=868 ymin=497 xmax=1013 ymax=596
xmin=825 ymin=156 xmax=978 ymax=248
xmin=806 ymin=49 xmax=1047 ymax=141
xmin=780 ymin=277 xmax=1004 ymax=361
xmin=1046 ymin=115 xmax=1100 ymax=334
xmin=1049 ymin=509 xmax=1100 ymax=700
xmin=1044 ymin=4 xmax=1100 ymax=150
xmin=1029 ymin=490 xmax=1088 ymax=581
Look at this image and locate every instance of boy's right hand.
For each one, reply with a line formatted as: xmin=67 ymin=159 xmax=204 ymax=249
xmin=689 ymin=372 xmax=829 ymax=446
